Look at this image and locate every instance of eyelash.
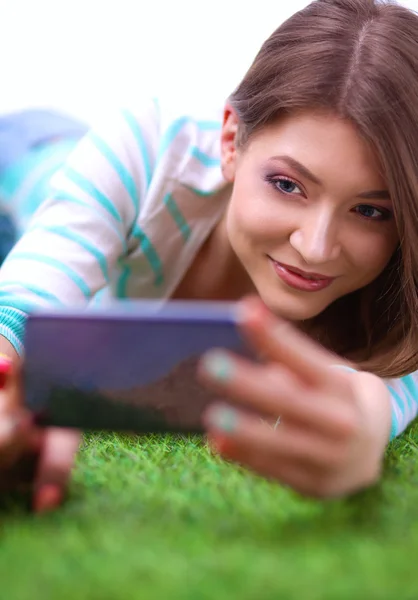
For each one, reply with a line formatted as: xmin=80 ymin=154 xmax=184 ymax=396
xmin=352 ymin=205 xmax=392 ymax=222
xmin=265 ymin=174 xmax=305 ymax=197
xmin=264 ymin=175 xmax=392 ymax=222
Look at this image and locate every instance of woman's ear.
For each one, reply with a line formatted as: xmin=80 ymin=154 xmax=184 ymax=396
xmin=220 ymin=103 xmax=239 ymax=182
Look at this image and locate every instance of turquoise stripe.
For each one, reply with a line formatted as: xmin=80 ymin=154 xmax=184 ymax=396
xmin=49 ymin=191 xmax=128 ymax=253
xmin=388 ymin=385 xmax=405 ymax=439
xmin=116 ymin=263 xmax=132 ymax=298
xmin=0 ymin=306 xmax=29 ymax=355
xmin=19 ymin=143 xmax=78 ymax=221
xmin=0 ymin=324 xmax=24 ymax=356
xmin=0 ymin=139 xmax=77 ymax=202
xmin=163 ymin=194 xmax=191 ymax=241
xmin=190 ymin=146 xmax=221 ymax=167
xmin=390 ymin=406 xmax=400 ymax=441
xmin=88 ymin=132 xmax=140 ymax=214
xmin=0 ymin=296 xmax=37 ymax=314
xmin=64 ymin=167 xmax=122 ymax=223
xmin=90 ymin=287 xmax=108 ymax=306
xmin=7 ymin=252 xmax=91 ymax=298
xmin=131 ymin=225 xmax=164 ymax=286
xmin=120 ymin=109 xmax=152 ymax=189
xmin=158 ymin=117 xmax=222 ymax=158
xmin=159 ymin=117 xmax=189 ymax=158
xmin=398 ymin=375 xmax=416 ymax=412
xmin=0 ymin=283 xmax=63 ymax=305
xmin=388 ymin=386 xmax=407 ymax=416
xmin=182 ymin=184 xmax=216 ymax=197
xmin=29 ymin=224 xmax=109 ymax=281
xmin=196 ymin=119 xmax=222 ymax=130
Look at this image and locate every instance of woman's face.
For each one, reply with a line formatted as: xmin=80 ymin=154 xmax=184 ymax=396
xmin=221 ymin=108 xmax=399 ymax=321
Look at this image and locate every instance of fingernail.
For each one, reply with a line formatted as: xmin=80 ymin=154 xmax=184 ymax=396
xmin=202 ymin=351 xmax=234 ymax=382
xmin=0 ymin=355 xmax=12 ymax=389
xmin=210 ymin=433 xmax=234 ymax=455
xmin=34 ymin=484 xmax=63 ymax=513
xmin=207 ymin=407 xmax=238 ymax=433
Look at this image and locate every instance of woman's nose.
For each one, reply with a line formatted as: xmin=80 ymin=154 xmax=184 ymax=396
xmin=289 ymin=211 xmax=341 ymax=265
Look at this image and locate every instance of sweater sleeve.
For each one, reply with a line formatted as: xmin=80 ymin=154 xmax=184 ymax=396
xmin=0 ymin=100 xmax=160 ymax=354
xmin=333 ymin=364 xmax=418 ymax=441
xmin=385 ymin=372 xmax=418 ymax=440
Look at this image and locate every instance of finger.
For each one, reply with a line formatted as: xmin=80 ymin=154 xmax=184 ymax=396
xmin=34 ymin=428 xmax=81 ymax=512
xmin=0 ymin=410 xmax=33 ymax=468
xmin=206 ymin=407 xmax=348 ymax=498
xmin=208 ymin=423 xmax=328 ymax=498
xmin=0 ymin=355 xmax=35 ymax=467
xmin=199 ymin=351 xmax=357 ymax=437
xmin=0 ymin=357 xmax=44 ymax=494
xmin=236 ymin=296 xmax=353 ymax=390
xmin=0 ymin=355 xmax=21 ymax=412
xmin=205 ymin=404 xmax=351 ymax=472
xmin=0 ymin=415 xmax=41 ymax=496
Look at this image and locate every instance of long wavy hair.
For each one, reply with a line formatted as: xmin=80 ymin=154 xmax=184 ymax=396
xmin=229 ymin=0 xmax=418 ymax=377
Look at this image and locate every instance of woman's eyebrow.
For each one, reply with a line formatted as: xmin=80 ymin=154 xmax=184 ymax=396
xmin=268 ymin=155 xmax=321 ymax=185
xmin=268 ymin=155 xmax=390 ymax=200
xmin=356 ymin=189 xmax=391 ymax=200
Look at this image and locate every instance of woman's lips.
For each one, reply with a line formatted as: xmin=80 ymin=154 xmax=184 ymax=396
xmin=268 ymin=258 xmax=335 ymax=292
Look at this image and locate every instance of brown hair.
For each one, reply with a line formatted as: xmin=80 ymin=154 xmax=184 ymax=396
xmin=229 ymin=0 xmax=418 ymax=378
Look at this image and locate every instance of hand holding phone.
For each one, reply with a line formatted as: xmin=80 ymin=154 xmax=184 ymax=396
xmin=23 ymin=301 xmax=251 ymax=434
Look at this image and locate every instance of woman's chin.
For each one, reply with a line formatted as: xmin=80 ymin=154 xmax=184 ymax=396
xmin=259 ymin=290 xmax=329 ymax=322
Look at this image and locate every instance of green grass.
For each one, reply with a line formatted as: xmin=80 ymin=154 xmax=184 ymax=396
xmin=2 ymin=424 xmax=418 ymax=600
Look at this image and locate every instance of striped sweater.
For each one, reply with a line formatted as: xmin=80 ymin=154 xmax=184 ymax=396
xmin=0 ymin=97 xmax=415 ymax=441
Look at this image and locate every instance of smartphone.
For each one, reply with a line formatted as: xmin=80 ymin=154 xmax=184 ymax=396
xmin=23 ymin=301 xmax=252 ymax=434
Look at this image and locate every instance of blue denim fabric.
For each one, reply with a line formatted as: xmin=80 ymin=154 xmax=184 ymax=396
xmin=0 ymin=212 xmax=16 ymax=264
xmin=0 ymin=109 xmax=88 ymax=173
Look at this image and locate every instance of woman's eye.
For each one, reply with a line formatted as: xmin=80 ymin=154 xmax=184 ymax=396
xmin=273 ymin=177 xmax=303 ymax=195
xmin=354 ymin=204 xmax=391 ymax=221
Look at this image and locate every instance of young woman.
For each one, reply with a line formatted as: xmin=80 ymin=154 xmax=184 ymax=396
xmin=0 ymin=0 xmax=417 ymax=511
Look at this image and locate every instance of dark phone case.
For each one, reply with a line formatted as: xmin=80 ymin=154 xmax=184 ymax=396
xmin=23 ymin=301 xmax=251 ymax=433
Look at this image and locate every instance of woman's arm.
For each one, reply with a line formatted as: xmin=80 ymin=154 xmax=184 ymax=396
xmin=384 ymin=373 xmax=418 ymax=440
xmin=0 ymin=101 xmax=160 ymax=510
xmin=0 ymin=100 xmax=160 ymax=355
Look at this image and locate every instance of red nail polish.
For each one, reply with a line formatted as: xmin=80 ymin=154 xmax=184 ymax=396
xmin=0 ymin=355 xmax=12 ymax=389
xmin=33 ymin=484 xmax=63 ymax=513
xmin=210 ymin=433 xmax=234 ymax=457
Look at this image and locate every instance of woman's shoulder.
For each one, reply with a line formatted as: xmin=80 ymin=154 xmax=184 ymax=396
xmin=153 ymin=95 xmax=225 ymax=193
xmin=109 ymin=94 xmax=224 ymax=154
xmin=106 ymin=94 xmax=226 ymax=198
xmin=85 ymin=94 xmax=224 ymax=178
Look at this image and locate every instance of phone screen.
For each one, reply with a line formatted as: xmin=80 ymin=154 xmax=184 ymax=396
xmin=23 ymin=302 xmax=251 ymax=433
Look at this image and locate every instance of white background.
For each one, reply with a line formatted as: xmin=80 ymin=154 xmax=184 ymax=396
xmin=0 ymin=0 xmax=417 ymax=123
